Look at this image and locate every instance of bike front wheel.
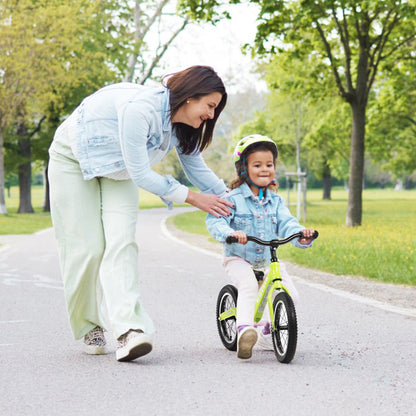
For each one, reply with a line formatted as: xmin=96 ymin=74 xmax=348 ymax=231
xmin=272 ymin=291 xmax=298 ymax=363
xmin=216 ymin=284 xmax=238 ymax=351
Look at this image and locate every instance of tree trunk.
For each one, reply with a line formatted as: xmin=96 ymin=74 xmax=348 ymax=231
xmin=404 ymin=176 xmax=412 ymax=190
xmin=322 ymin=160 xmax=331 ymax=200
xmin=17 ymin=121 xmax=34 ymax=213
xmin=346 ymin=103 xmax=366 ymax=227
xmin=0 ymin=127 xmax=7 ymax=214
xmin=42 ymin=163 xmax=50 ymax=212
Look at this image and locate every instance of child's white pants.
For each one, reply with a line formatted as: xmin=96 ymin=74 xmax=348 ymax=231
xmin=223 ymin=256 xmax=299 ymax=328
xmin=48 ymin=122 xmax=154 ymax=340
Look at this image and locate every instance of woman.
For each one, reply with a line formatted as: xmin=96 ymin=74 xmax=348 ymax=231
xmin=48 ymin=65 xmax=233 ymax=362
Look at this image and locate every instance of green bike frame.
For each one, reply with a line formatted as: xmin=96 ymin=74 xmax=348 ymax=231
xmin=254 ymin=261 xmax=291 ymax=332
xmin=218 ymin=260 xmax=291 ymax=331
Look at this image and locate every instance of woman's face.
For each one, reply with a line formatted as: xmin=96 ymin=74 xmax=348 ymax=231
xmin=172 ymin=92 xmax=222 ymax=128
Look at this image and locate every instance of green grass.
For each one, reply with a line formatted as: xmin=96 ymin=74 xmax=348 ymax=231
xmin=2 ymin=186 xmax=415 ymax=286
xmin=169 ymin=188 xmax=416 ymax=286
xmin=1 ymin=186 xmax=52 ymax=234
xmin=0 ymin=185 xmax=166 ymax=235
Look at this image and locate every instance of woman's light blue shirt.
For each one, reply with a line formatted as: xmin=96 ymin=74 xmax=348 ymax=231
xmin=206 ymin=182 xmax=311 ymax=267
xmin=63 ymin=82 xmax=226 ymax=206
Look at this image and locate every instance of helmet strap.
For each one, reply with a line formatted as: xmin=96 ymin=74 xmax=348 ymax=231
xmin=239 ymin=155 xmax=267 ymax=199
xmin=246 ymin=177 xmax=266 ymax=199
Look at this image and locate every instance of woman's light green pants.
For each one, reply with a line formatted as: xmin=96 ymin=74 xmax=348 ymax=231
xmin=48 ymin=123 xmax=154 ymax=340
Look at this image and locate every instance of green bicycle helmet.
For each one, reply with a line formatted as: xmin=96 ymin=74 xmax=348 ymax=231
xmin=232 ymin=134 xmax=278 ymax=199
xmin=233 ymin=134 xmax=278 ymax=164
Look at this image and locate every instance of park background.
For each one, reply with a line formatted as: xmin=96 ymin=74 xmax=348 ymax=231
xmin=0 ymin=0 xmax=415 ymax=286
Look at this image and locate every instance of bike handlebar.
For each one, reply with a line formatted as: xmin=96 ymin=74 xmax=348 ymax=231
xmin=225 ymin=230 xmax=319 ymax=246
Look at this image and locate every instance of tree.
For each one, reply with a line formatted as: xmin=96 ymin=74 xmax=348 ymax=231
xmin=233 ymin=53 xmax=349 ymax=198
xmin=0 ymin=0 xmax=126 ymax=214
xmin=122 ymin=0 xmax=189 ymax=84
xmin=305 ymin=97 xmax=351 ymax=199
xmin=367 ymin=58 xmax=416 ymax=180
xmin=179 ymin=0 xmax=416 ymax=226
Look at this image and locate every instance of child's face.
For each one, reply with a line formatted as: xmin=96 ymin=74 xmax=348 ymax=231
xmin=246 ymin=150 xmax=275 ymax=190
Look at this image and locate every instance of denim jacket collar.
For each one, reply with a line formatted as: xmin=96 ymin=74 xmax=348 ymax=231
xmin=161 ymin=88 xmax=171 ymax=133
xmin=239 ymin=181 xmax=273 ymax=204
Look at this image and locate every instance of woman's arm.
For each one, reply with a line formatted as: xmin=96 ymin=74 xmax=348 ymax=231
xmin=186 ymin=189 xmax=233 ymax=218
xmin=177 ymin=149 xmax=233 ymax=216
xmin=176 ymin=150 xmax=227 ymax=196
xmin=118 ymin=103 xmax=189 ymax=203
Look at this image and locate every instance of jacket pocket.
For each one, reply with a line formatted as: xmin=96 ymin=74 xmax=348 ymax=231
xmin=233 ymin=215 xmax=253 ymax=230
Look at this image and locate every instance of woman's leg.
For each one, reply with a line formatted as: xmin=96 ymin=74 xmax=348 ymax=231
xmin=99 ymin=178 xmax=154 ymax=339
xmin=223 ymin=257 xmax=258 ymax=329
xmin=48 ymin=152 xmax=106 ymax=340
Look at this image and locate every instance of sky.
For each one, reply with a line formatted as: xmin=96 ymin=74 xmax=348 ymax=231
xmin=150 ymin=3 xmax=267 ymax=93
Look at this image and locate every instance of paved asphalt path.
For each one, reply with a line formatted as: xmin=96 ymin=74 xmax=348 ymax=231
xmin=1 ymin=207 xmax=415 ymax=416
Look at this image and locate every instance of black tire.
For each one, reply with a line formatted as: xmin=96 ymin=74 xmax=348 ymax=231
xmin=216 ymin=285 xmax=238 ymax=351
xmin=272 ymin=291 xmax=298 ymax=363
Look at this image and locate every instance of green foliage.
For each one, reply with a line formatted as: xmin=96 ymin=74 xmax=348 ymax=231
xmin=305 ymin=99 xmax=351 ymax=181
xmin=367 ymin=59 xmax=416 ymax=176
xmin=153 ymin=150 xmax=192 ymax=187
xmin=179 ymin=0 xmax=416 ymax=226
xmin=0 ymin=0 xmax=129 ymax=212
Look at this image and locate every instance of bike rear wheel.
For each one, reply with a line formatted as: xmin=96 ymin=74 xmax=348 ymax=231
xmin=272 ymin=291 xmax=298 ymax=363
xmin=216 ymin=285 xmax=238 ymax=351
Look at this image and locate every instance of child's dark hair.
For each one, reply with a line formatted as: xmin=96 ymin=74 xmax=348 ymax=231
xmin=230 ymin=142 xmax=278 ymax=191
xmin=162 ymin=65 xmax=227 ymax=155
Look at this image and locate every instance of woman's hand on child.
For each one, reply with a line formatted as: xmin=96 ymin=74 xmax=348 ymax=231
xmin=298 ymin=229 xmax=315 ymax=245
xmin=230 ymin=230 xmax=247 ymax=245
xmin=186 ymin=190 xmax=234 ymax=218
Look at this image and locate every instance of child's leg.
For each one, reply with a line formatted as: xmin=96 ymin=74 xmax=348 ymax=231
xmin=223 ymin=257 xmax=258 ymax=329
xmin=261 ymin=262 xmax=299 ymax=331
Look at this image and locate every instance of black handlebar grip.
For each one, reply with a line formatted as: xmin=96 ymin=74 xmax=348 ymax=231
xmin=226 ymin=236 xmax=239 ymax=244
xmin=300 ymin=230 xmax=319 ymax=239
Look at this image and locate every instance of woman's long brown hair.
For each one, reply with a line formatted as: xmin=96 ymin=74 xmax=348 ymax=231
xmin=162 ymin=66 xmax=227 ymax=155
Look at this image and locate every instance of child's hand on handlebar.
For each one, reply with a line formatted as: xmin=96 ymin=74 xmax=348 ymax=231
xmin=230 ymin=230 xmax=247 ymax=245
xmin=298 ymin=229 xmax=316 ymax=245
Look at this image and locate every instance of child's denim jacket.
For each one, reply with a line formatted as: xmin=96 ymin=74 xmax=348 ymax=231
xmin=206 ymin=182 xmax=311 ymax=268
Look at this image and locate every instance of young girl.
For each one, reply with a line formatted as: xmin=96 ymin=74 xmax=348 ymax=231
xmin=206 ymin=134 xmax=315 ymax=359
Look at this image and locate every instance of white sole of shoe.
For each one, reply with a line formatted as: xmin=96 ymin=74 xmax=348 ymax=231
xmin=84 ymin=344 xmax=107 ymax=355
xmin=256 ymin=337 xmax=274 ymax=351
xmin=237 ymin=328 xmax=258 ymax=359
xmin=116 ymin=333 xmax=153 ymax=362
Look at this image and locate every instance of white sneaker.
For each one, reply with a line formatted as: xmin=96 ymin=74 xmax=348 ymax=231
xmin=116 ymin=329 xmax=153 ymax=362
xmin=256 ymin=330 xmax=274 ymax=351
xmin=84 ymin=326 xmax=107 ymax=355
xmin=237 ymin=327 xmax=258 ymax=359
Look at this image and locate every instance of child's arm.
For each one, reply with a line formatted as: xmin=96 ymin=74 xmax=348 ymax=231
xmin=205 ymin=196 xmax=237 ymax=243
xmin=275 ymin=198 xmax=313 ymax=248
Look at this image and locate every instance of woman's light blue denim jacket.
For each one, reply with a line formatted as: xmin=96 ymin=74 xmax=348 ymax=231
xmin=206 ymin=182 xmax=311 ymax=268
xmin=60 ymin=82 xmax=226 ymax=207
